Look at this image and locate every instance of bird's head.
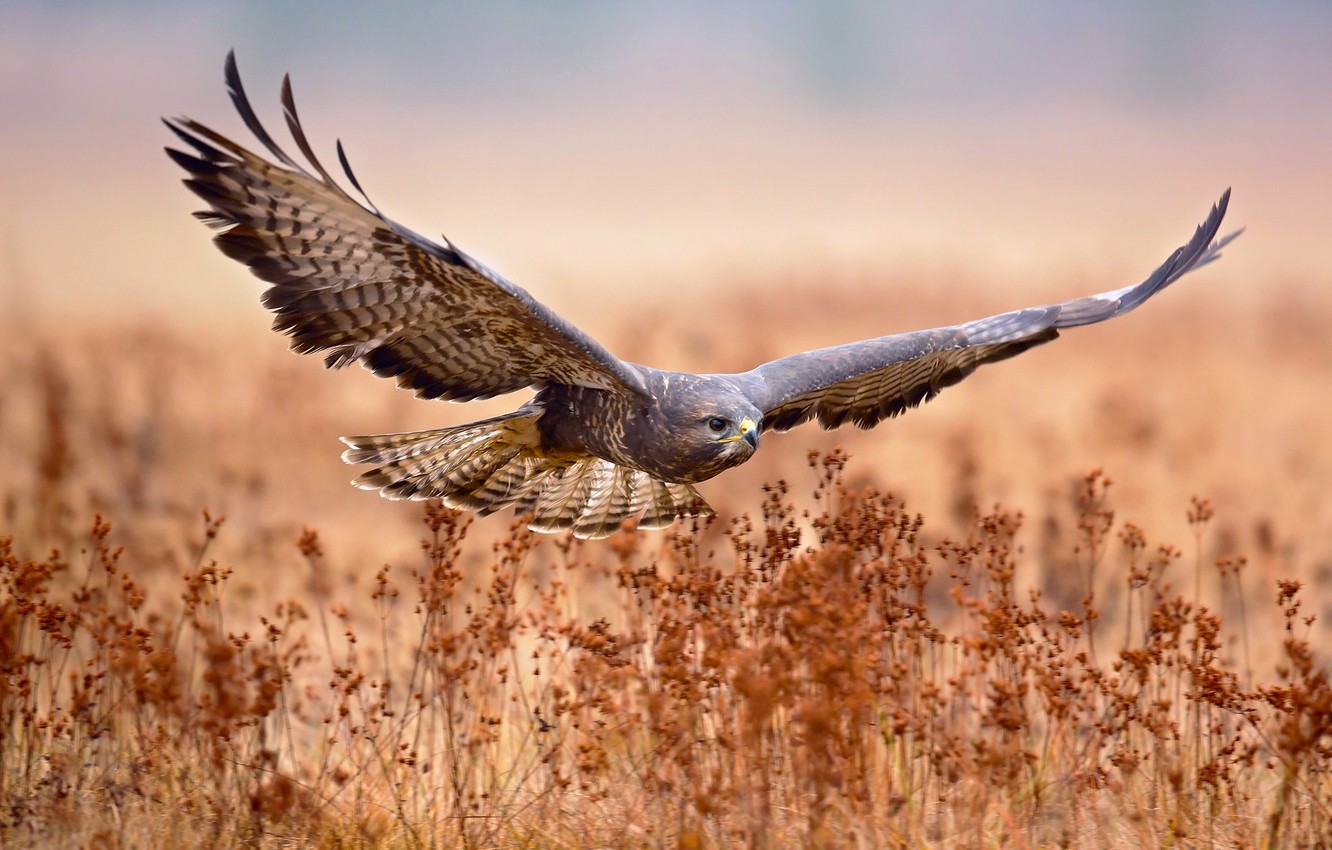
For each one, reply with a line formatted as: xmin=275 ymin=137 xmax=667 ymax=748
xmin=648 ymin=376 xmax=762 ymax=483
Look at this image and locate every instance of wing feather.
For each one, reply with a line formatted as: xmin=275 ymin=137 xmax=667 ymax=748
xmin=738 ymin=191 xmax=1239 ymax=432
xmin=166 ymin=51 xmax=647 ymax=402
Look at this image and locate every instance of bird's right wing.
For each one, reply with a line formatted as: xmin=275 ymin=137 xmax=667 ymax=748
xmin=737 ymin=191 xmax=1239 ymax=432
xmin=166 ymin=52 xmax=647 ymax=402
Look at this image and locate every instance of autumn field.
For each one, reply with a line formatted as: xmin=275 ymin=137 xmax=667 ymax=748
xmin=2 ymin=265 xmax=1331 ymax=848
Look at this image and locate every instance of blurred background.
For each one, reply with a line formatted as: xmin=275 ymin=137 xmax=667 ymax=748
xmin=1 ymin=2 xmax=1329 ymax=631
xmin=3 ymin=1 xmax=1329 ymax=315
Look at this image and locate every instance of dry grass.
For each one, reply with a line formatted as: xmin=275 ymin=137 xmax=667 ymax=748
xmin=2 ymin=267 xmax=1331 ymax=848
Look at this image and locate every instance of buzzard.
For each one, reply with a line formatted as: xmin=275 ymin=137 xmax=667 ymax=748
xmin=167 ymin=53 xmax=1240 ymax=538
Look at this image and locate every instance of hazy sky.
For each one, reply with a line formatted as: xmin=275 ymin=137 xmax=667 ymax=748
xmin=2 ymin=2 xmax=1329 ymax=319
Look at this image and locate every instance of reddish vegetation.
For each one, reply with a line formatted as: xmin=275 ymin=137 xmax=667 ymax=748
xmin=1 ymin=275 xmax=1330 ymax=847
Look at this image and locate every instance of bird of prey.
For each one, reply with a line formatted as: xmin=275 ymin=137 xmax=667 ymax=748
xmin=166 ymin=53 xmax=1240 ymax=539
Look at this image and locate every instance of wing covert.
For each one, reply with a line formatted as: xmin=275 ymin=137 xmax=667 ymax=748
xmin=736 ymin=190 xmax=1239 ymax=432
xmin=166 ymin=52 xmax=647 ymax=403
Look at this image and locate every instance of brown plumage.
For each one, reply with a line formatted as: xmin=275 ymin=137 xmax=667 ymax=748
xmin=166 ymin=52 xmax=1240 ymax=538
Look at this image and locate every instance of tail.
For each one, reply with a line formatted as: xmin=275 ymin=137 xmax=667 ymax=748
xmin=341 ymin=411 xmax=713 ymax=539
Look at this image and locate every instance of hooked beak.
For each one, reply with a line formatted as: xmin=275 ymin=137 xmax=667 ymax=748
xmin=739 ymin=416 xmax=759 ymax=449
xmin=719 ymin=416 xmax=760 ymax=449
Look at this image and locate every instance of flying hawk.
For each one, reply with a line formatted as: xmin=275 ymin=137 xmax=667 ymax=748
xmin=166 ymin=53 xmax=1240 ymax=539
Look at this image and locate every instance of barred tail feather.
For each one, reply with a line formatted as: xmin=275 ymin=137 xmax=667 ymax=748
xmin=341 ymin=414 xmax=712 ymax=539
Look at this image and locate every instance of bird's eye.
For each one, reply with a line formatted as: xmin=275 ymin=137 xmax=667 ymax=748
xmin=707 ymin=416 xmax=729 ymax=433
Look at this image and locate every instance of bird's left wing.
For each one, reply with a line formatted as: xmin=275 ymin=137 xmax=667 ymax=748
xmin=735 ymin=191 xmax=1239 ymax=432
xmin=166 ymin=52 xmax=647 ymax=403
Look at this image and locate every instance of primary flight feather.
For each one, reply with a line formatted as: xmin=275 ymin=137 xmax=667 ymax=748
xmin=166 ymin=52 xmax=1240 ymax=539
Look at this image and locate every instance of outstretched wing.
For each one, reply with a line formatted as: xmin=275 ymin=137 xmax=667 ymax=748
xmin=737 ymin=191 xmax=1239 ymax=432
xmin=166 ymin=52 xmax=647 ymax=403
